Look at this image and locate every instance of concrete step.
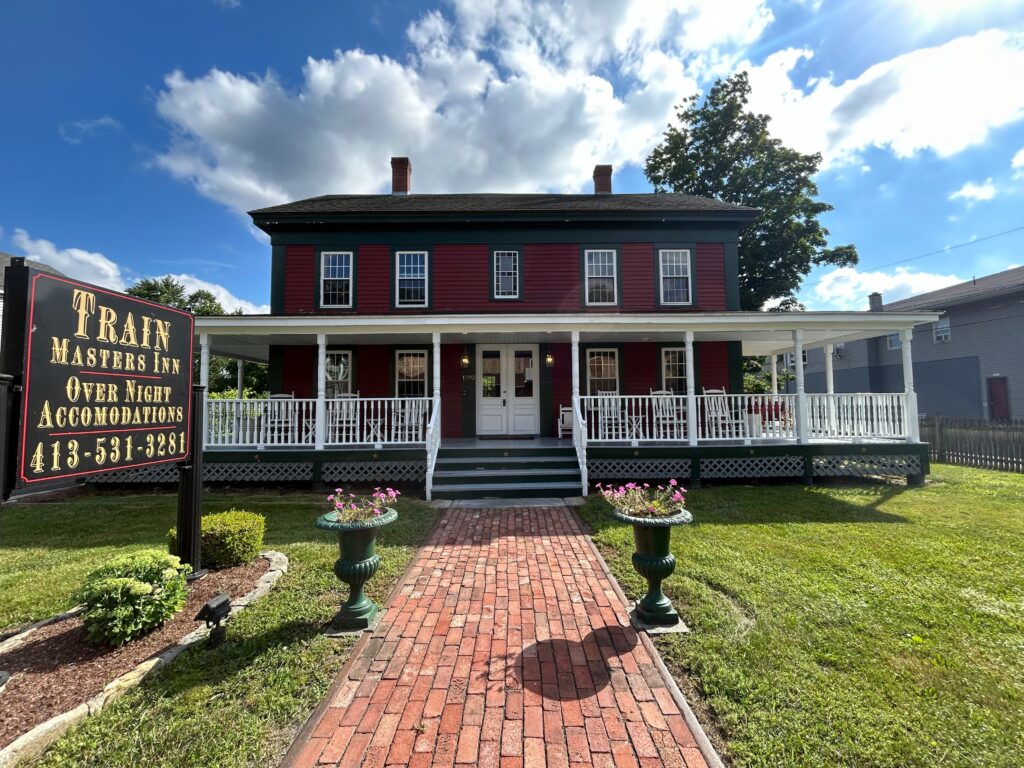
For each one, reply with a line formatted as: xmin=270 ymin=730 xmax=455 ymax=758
xmin=432 ymin=481 xmax=583 ymax=499
xmin=432 ymin=467 xmax=581 ymax=480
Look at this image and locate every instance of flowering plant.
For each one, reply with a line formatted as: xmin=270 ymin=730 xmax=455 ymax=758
xmin=326 ymin=487 xmax=400 ymax=523
xmin=596 ymin=479 xmax=687 ymax=518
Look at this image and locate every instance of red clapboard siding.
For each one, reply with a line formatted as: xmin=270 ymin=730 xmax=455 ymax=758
xmin=284 ymin=246 xmax=315 ymax=313
xmin=621 ymin=244 xmax=655 ymax=311
xmin=549 ymin=343 xmax=571 ymax=432
xmin=622 ymin=343 xmax=658 ymax=395
xmin=281 ymin=346 xmax=315 ymax=397
xmin=355 ymin=345 xmax=391 ymax=396
xmin=695 ymin=244 xmax=726 ymax=310
xmin=440 ymin=344 xmax=464 ymax=438
xmin=356 ymin=245 xmax=391 ymax=313
xmin=434 ymin=245 xmax=490 ymax=311
xmin=699 ymin=342 xmax=730 ymax=391
xmin=522 ymin=244 xmax=579 ymax=310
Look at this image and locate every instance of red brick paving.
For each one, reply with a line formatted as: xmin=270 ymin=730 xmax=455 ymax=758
xmin=288 ymin=506 xmax=709 ymax=768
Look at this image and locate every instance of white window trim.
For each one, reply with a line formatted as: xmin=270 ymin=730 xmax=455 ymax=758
xmin=585 ymin=348 xmax=620 ymax=395
xmin=320 ymin=251 xmax=354 ymax=309
xmin=934 ymin=316 xmax=951 ymax=343
xmin=395 ymin=251 xmax=429 ymax=308
xmin=325 ymin=350 xmax=353 ymax=397
xmin=394 ymin=349 xmax=428 ymax=397
xmin=584 ymin=249 xmax=618 ymax=306
xmin=493 ymin=250 xmax=520 ymax=299
xmin=661 ymin=347 xmax=687 ymax=392
xmin=658 ymin=249 xmax=693 ymax=306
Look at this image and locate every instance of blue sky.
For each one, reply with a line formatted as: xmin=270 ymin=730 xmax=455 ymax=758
xmin=2 ymin=0 xmax=1022 ymax=312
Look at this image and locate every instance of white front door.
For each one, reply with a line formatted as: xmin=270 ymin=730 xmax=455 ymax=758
xmin=476 ymin=344 xmax=540 ymax=436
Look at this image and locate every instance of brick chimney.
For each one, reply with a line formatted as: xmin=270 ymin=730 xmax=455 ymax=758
xmin=391 ymin=157 xmax=412 ymax=195
xmin=593 ymin=164 xmax=612 ymax=195
xmin=868 ymin=292 xmax=883 ymax=311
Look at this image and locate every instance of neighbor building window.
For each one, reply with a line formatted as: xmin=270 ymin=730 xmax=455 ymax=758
xmin=395 ymin=350 xmax=427 ymax=397
xmin=586 ymin=349 xmax=619 ymax=395
xmin=658 ymin=249 xmax=692 ymax=305
xmin=320 ymin=252 xmax=353 ymax=308
xmin=493 ymin=250 xmax=520 ymax=299
xmin=832 ymin=342 xmax=846 ymax=358
xmin=585 ymin=250 xmax=617 ymax=305
xmin=325 ymin=351 xmax=353 ymax=398
xmin=396 ymin=251 xmax=428 ymax=307
xmin=934 ymin=316 xmax=951 ymax=343
xmin=887 ymin=333 xmax=902 ymax=351
xmin=661 ymin=348 xmax=687 ymax=393
xmin=785 ymin=350 xmax=808 ymax=367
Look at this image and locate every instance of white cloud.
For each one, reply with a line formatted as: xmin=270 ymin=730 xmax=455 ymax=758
xmin=153 ymin=0 xmax=773 ymax=213
xmin=949 ymin=178 xmax=997 ymax=203
xmin=744 ymin=29 xmax=1024 ymax=168
xmin=804 ymin=266 xmax=964 ymax=310
xmin=10 ymin=229 xmax=267 ymax=314
xmin=1013 ymin=146 xmax=1024 ymax=178
xmin=12 ymin=229 xmax=127 ymax=291
xmin=58 ymin=116 xmax=122 ymax=145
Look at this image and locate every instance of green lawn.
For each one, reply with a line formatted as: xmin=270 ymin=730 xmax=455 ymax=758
xmin=578 ymin=465 xmax=1024 ymax=768
xmin=0 ymin=489 xmax=437 ymax=767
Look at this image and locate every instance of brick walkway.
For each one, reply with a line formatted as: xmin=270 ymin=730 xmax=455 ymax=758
xmin=289 ymin=506 xmax=709 ymax=768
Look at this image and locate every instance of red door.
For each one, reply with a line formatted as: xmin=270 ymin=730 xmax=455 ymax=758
xmin=987 ymin=377 xmax=1010 ymax=420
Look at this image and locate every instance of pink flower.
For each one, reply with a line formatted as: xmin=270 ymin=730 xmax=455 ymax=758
xmin=672 ymin=492 xmax=684 ymax=502
xmin=669 ymin=478 xmax=678 ymax=486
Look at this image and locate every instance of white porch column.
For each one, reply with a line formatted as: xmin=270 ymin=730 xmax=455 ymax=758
xmin=900 ymin=328 xmax=920 ymax=442
xmin=236 ymin=359 xmax=244 ymax=399
xmin=315 ymin=333 xmax=326 ymax=450
xmin=571 ymin=331 xmax=580 ymax=398
xmin=199 ymin=334 xmax=210 ymax=448
xmin=793 ymin=330 xmax=808 ymax=444
xmin=824 ymin=343 xmax=836 ymax=436
xmin=685 ymin=331 xmax=697 ymax=446
xmin=768 ymin=354 xmax=778 ymax=395
xmin=432 ymin=332 xmax=441 ymax=399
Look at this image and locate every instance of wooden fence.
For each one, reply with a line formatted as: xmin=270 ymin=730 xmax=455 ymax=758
xmin=920 ymin=416 xmax=1024 ymax=473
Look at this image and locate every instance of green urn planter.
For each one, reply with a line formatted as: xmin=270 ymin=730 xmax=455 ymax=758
xmin=315 ymin=508 xmax=398 ymax=630
xmin=612 ymin=509 xmax=692 ymax=626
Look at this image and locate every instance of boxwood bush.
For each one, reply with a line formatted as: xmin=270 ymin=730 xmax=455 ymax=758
xmin=79 ymin=550 xmax=190 ymax=646
xmin=168 ymin=509 xmax=265 ymax=569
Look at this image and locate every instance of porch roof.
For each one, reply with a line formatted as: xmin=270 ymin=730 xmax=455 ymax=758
xmin=195 ymin=310 xmax=940 ymax=363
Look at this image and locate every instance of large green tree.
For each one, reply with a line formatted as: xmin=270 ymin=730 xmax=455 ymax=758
xmin=126 ymin=276 xmax=267 ymax=394
xmin=645 ymin=72 xmax=857 ymax=310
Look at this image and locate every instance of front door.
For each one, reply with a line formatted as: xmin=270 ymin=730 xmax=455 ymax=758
xmin=476 ymin=344 xmax=540 ymax=435
xmin=987 ymin=376 xmax=1010 ymax=420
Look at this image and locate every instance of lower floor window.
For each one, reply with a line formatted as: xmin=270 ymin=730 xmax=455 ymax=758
xmin=396 ymin=350 xmax=427 ymax=397
xmin=661 ymin=348 xmax=687 ymax=393
xmin=586 ymin=349 xmax=619 ymax=395
xmin=326 ymin=351 xmax=352 ymax=398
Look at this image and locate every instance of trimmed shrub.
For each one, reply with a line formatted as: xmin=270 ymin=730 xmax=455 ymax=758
xmin=79 ymin=550 xmax=190 ymax=646
xmin=168 ymin=509 xmax=265 ymax=569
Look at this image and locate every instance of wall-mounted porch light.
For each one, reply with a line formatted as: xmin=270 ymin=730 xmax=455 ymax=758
xmin=544 ymin=352 xmax=555 ymax=368
xmin=460 ymin=347 xmax=471 ymax=368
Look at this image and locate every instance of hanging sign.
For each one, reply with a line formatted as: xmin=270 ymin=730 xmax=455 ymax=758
xmin=5 ymin=269 xmax=194 ymax=490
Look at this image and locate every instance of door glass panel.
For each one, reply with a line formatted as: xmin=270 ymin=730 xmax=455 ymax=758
xmin=514 ymin=350 xmax=534 ymax=398
xmin=482 ymin=350 xmax=502 ymax=398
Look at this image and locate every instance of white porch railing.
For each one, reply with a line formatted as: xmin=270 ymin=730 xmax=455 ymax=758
xmin=571 ymin=394 xmax=588 ymax=495
xmin=205 ymin=397 xmax=432 ymax=448
xmin=424 ymin=395 xmax=441 ymax=500
xmin=696 ymin=394 xmax=798 ymax=442
xmin=807 ymin=393 xmax=907 ymax=440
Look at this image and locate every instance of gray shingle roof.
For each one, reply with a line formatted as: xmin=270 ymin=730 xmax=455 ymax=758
xmin=884 ymin=265 xmax=1024 ymax=311
xmin=250 ymin=192 xmax=759 ymax=218
xmin=0 ymin=251 xmax=64 ymax=280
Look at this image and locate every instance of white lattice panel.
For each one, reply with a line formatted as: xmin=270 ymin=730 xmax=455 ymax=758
xmin=322 ymin=461 xmax=425 ymax=483
xmin=90 ymin=464 xmax=181 ymax=483
xmin=700 ymin=455 xmax=804 ymax=479
xmin=588 ymin=458 xmax=691 ymax=481
xmin=91 ymin=462 xmax=313 ymax=483
xmin=813 ymin=455 xmax=921 ymax=477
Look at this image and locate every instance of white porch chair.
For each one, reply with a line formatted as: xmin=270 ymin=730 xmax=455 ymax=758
xmin=392 ymin=399 xmax=426 ymax=442
xmin=702 ymin=387 xmax=745 ymax=439
xmin=328 ymin=393 xmax=360 ymax=444
xmin=264 ymin=393 xmax=296 ymax=444
xmin=650 ymin=389 xmax=683 ymax=440
xmin=557 ymin=405 xmax=573 ymax=438
xmin=596 ymin=393 xmax=625 ymax=441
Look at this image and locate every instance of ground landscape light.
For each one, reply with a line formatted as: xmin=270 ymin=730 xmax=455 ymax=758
xmin=196 ymin=593 xmax=232 ymax=648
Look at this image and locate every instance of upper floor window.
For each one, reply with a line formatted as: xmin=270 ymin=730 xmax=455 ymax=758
xmin=396 ymin=251 xmax=428 ymax=307
xmin=658 ymin=249 xmax=692 ymax=305
xmin=586 ymin=349 xmax=619 ymax=394
xmin=493 ymin=250 xmax=520 ymax=299
xmin=934 ymin=316 xmax=951 ymax=343
xmin=321 ymin=252 xmax=353 ymax=308
xmin=785 ymin=350 xmax=808 ymax=367
xmin=585 ymin=250 xmax=617 ymax=306
xmin=395 ymin=350 xmax=427 ymax=397
xmin=887 ymin=333 xmax=902 ymax=351
xmin=326 ymin=351 xmax=352 ymax=397
xmin=661 ymin=348 xmax=687 ymax=393
xmin=832 ymin=342 xmax=846 ymax=359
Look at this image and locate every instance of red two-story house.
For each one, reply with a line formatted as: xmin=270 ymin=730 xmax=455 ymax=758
xmin=145 ymin=158 xmax=935 ymax=498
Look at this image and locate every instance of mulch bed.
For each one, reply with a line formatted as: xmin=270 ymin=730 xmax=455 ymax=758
xmin=0 ymin=558 xmax=269 ymax=749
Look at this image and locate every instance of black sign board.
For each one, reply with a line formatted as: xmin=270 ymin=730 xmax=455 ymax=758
xmin=1 ymin=266 xmax=193 ymax=494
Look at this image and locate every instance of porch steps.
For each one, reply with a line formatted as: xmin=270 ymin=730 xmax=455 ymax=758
xmin=431 ymin=445 xmax=582 ymax=499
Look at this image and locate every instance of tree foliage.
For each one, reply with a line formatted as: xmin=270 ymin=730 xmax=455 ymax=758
xmin=645 ymin=72 xmax=857 ymax=310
